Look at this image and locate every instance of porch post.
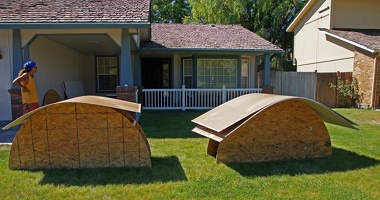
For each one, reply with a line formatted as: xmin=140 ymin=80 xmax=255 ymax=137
xmin=237 ymin=56 xmax=241 ymax=88
xmin=9 ymin=29 xmax=24 ymax=120
xmin=120 ymin=29 xmax=133 ymax=86
xmin=116 ymin=86 xmax=140 ymax=119
xmin=134 ymin=52 xmax=141 ymax=86
xmin=182 ymin=85 xmax=186 ymax=111
xmin=263 ymin=54 xmax=271 ymax=86
xmin=12 ymin=29 xmax=23 ymax=82
xmin=263 ymin=54 xmax=274 ymax=94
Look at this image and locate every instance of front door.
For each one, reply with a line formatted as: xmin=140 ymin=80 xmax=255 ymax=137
xmin=141 ymin=58 xmax=171 ymax=89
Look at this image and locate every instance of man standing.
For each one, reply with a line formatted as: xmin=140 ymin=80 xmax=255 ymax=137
xmin=12 ymin=61 xmax=39 ymax=114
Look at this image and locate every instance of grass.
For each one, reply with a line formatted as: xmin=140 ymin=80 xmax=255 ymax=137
xmin=0 ymin=109 xmax=379 ymax=199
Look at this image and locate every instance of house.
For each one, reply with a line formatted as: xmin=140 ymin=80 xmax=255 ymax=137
xmin=286 ymin=0 xmax=380 ymax=109
xmin=0 ymin=0 xmax=283 ymax=125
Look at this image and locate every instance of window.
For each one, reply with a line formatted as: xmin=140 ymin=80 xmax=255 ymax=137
xmin=197 ymin=59 xmax=237 ymax=88
xmin=183 ymin=59 xmax=193 ymax=88
xmin=96 ymin=57 xmax=118 ymax=92
xmin=241 ymin=59 xmax=249 ymax=88
xmin=163 ymin=60 xmax=170 ymax=88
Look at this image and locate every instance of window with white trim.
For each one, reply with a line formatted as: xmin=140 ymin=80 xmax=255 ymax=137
xmin=96 ymin=57 xmax=118 ymax=92
xmin=183 ymin=58 xmax=193 ymax=88
xmin=197 ymin=59 xmax=237 ymax=88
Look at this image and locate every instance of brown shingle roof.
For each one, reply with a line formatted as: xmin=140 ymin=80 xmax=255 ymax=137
xmin=0 ymin=0 xmax=150 ymax=23
xmin=141 ymin=23 xmax=283 ymax=52
xmin=320 ymin=28 xmax=380 ymax=52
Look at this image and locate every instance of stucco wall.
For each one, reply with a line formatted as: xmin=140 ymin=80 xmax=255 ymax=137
xmin=353 ymin=49 xmax=376 ymax=108
xmin=0 ymin=29 xmax=13 ymax=122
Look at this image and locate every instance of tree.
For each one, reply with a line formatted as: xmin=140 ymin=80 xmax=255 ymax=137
xmin=151 ymin=0 xmax=191 ymax=23
xmin=185 ymin=0 xmax=307 ymax=71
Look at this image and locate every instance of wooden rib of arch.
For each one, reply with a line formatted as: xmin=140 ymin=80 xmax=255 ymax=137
xmin=8 ymin=100 xmax=150 ymax=169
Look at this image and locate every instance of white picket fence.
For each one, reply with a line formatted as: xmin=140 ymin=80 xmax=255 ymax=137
xmin=142 ymin=85 xmax=263 ymax=110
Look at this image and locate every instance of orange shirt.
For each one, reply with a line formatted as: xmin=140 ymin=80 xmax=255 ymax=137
xmin=21 ymin=73 xmax=39 ymax=104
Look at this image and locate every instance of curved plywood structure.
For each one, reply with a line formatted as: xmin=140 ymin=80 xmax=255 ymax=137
xmin=3 ymin=96 xmax=150 ymax=169
xmin=192 ymin=93 xmax=357 ymax=163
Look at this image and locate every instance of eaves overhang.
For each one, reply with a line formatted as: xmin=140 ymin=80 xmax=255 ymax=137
xmin=287 ymin=0 xmax=317 ymax=32
xmin=139 ymin=48 xmax=285 ymax=54
xmin=0 ymin=22 xmax=151 ymax=29
xmin=320 ymin=29 xmax=380 ymax=54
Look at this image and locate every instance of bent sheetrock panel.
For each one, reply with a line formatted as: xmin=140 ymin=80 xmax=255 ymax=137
xmin=192 ymin=93 xmax=357 ymax=133
xmin=2 ymin=95 xmax=141 ymax=130
xmin=7 ymin=97 xmax=150 ymax=169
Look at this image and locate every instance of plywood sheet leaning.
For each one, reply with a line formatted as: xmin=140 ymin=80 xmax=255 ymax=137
xmin=192 ymin=93 xmax=358 ymax=163
xmin=3 ymin=96 xmax=151 ymax=169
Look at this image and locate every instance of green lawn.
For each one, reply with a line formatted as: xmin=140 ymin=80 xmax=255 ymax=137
xmin=0 ymin=109 xmax=379 ymax=199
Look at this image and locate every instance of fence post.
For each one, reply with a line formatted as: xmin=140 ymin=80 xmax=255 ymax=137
xmin=222 ymin=85 xmax=226 ymax=103
xmin=182 ymin=85 xmax=186 ymax=111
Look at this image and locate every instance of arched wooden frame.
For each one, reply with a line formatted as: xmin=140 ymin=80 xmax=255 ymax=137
xmin=192 ymin=93 xmax=357 ymax=163
xmin=4 ymin=96 xmax=150 ymax=169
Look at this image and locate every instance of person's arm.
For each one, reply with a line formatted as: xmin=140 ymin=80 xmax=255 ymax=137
xmin=13 ymin=73 xmax=30 ymax=93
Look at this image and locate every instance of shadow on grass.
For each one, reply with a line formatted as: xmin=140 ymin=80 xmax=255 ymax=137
xmin=226 ymin=147 xmax=380 ymax=177
xmin=38 ymin=156 xmax=187 ymax=186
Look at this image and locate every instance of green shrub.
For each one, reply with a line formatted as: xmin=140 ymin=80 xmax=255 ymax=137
xmin=329 ymin=77 xmax=360 ymax=107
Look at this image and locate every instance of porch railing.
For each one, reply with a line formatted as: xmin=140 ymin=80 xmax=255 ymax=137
xmin=142 ymin=85 xmax=263 ymax=110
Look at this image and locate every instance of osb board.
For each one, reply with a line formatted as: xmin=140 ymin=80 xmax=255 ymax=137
xmin=43 ymin=89 xmax=61 ymax=106
xmin=2 ymin=95 xmax=141 ymax=130
xmin=8 ymin=102 xmax=151 ymax=170
xmin=192 ymin=93 xmax=357 ymax=133
xmin=215 ymin=100 xmax=332 ymax=163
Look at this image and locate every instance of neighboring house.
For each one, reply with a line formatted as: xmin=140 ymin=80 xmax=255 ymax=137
xmin=0 ymin=0 xmax=283 ymax=124
xmin=287 ymin=0 xmax=380 ymax=109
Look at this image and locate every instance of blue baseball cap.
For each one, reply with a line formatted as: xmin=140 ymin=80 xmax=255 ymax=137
xmin=24 ymin=61 xmax=36 ymax=71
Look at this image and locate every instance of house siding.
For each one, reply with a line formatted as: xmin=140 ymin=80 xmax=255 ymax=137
xmin=293 ymin=0 xmax=357 ymax=72
xmin=353 ymin=49 xmax=377 ymax=108
xmin=0 ymin=29 xmax=13 ymax=121
xmin=143 ymin=53 xmax=259 ymax=89
xmin=292 ymin=0 xmax=377 ymax=73
xmin=333 ymin=0 xmax=380 ymax=29
xmin=29 ymin=36 xmax=93 ymax=104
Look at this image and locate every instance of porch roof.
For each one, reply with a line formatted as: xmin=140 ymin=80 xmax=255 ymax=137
xmin=0 ymin=0 xmax=150 ymax=27
xmin=140 ymin=23 xmax=283 ymax=53
xmin=320 ymin=28 xmax=380 ymax=53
